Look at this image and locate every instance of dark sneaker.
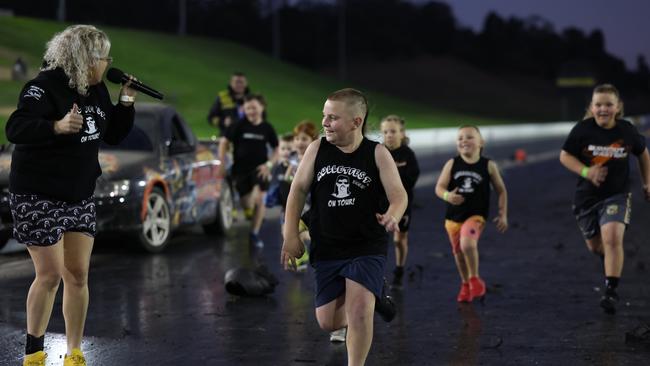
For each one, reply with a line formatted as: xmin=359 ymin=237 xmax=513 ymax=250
xmin=375 ymin=279 xmax=396 ymax=322
xmin=600 ymin=289 xmax=619 ymax=314
xmin=391 ymin=266 xmax=404 ymax=288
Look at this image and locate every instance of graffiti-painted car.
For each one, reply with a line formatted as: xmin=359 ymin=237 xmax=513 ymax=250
xmin=0 ymin=103 xmax=233 ymax=252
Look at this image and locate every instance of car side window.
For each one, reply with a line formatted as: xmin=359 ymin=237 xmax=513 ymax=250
xmin=169 ymin=114 xmax=194 ymax=154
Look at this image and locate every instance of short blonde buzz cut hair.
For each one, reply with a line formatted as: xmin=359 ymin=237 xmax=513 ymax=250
xmin=327 ymin=88 xmax=369 ymax=133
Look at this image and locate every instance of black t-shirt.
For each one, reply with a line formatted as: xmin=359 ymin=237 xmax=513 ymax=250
xmin=388 ymin=144 xmax=420 ymax=207
xmin=445 ymin=156 xmax=491 ymax=222
xmin=225 ymin=118 xmax=278 ymax=176
xmin=308 ymin=137 xmax=388 ymax=262
xmin=562 ymin=118 xmax=646 ymax=211
xmin=6 ymin=68 xmax=134 ymax=202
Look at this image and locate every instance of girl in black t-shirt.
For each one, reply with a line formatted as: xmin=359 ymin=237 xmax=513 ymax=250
xmin=281 ymin=88 xmax=407 ymax=364
xmin=435 ymin=125 xmax=508 ymax=303
xmin=560 ymin=84 xmax=650 ymax=314
xmin=380 ymin=115 xmax=420 ymax=287
xmin=218 ymin=94 xmax=279 ymax=248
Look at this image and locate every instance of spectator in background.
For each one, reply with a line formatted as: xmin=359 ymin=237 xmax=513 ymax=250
xmin=12 ymin=57 xmax=28 ymax=81
xmin=207 ymin=71 xmax=250 ymax=136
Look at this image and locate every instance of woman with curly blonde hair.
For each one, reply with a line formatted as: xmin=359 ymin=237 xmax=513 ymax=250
xmin=6 ymin=24 xmax=137 ymax=366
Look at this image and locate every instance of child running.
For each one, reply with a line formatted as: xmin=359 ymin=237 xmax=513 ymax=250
xmin=290 ymin=121 xmax=320 ymax=272
xmin=380 ymin=115 xmax=420 ymax=288
xmin=218 ymin=94 xmax=279 ymax=248
xmin=281 ymin=88 xmax=407 ymax=366
xmin=559 ymin=84 xmax=650 ymax=314
xmin=435 ymin=125 xmax=508 ymax=303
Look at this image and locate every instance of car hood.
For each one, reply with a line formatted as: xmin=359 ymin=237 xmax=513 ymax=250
xmin=98 ymin=150 xmax=158 ymax=181
xmin=0 ymin=150 xmax=157 ymax=186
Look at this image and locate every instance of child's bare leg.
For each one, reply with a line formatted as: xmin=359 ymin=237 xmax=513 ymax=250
xmin=585 ymin=236 xmax=604 ymax=257
xmin=315 ymin=295 xmax=347 ymax=331
xmin=460 ymin=237 xmax=479 ymax=278
xmin=601 ymin=222 xmax=625 ymax=277
xmin=393 ymin=232 xmax=408 ymax=267
xmin=251 ymin=187 xmax=266 ymax=233
xmin=453 ymin=252 xmax=470 ymax=282
xmin=344 ymin=279 xmax=375 ymax=366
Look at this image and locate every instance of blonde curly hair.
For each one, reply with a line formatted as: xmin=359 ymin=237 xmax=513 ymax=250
xmin=42 ymin=25 xmax=111 ymax=96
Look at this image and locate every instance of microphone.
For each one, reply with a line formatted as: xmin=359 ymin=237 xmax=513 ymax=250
xmin=106 ymin=68 xmax=164 ymax=100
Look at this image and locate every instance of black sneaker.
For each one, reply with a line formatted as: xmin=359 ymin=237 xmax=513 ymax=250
xmin=391 ymin=267 xmax=404 ymax=289
xmin=600 ymin=289 xmax=619 ymax=314
xmin=375 ymin=279 xmax=396 ymax=322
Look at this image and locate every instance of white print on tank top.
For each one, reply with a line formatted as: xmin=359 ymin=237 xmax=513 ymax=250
xmin=317 ymin=164 xmax=372 ymax=208
xmin=453 ymin=170 xmax=483 ymax=194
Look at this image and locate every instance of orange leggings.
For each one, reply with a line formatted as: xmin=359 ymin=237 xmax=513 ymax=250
xmin=444 ymin=216 xmax=486 ymax=255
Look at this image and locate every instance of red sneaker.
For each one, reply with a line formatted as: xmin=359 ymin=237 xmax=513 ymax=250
xmin=457 ymin=282 xmax=472 ymax=302
xmin=469 ymin=277 xmax=486 ymax=299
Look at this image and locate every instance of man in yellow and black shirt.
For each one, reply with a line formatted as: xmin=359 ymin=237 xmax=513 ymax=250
xmin=207 ymin=71 xmax=250 ymax=136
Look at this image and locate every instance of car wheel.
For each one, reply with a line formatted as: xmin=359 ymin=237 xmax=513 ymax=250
xmin=203 ymin=180 xmax=233 ymax=235
xmin=137 ymin=187 xmax=171 ymax=252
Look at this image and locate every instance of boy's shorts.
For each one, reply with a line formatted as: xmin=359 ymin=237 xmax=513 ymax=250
xmin=10 ymin=193 xmax=96 ymax=246
xmin=233 ymin=170 xmax=270 ymax=196
xmin=574 ymin=193 xmax=631 ymax=240
xmin=313 ymin=255 xmax=386 ymax=307
xmin=444 ymin=215 xmax=486 ymax=255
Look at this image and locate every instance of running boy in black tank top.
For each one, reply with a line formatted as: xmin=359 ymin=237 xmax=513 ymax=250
xmin=435 ymin=125 xmax=508 ymax=303
xmin=281 ymin=89 xmax=407 ymax=366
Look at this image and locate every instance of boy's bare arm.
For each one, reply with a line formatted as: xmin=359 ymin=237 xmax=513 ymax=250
xmin=488 ymin=160 xmax=508 ymax=217
xmin=560 ymin=150 xmax=607 ymax=187
xmin=376 ymin=144 xmax=407 ymax=229
xmin=637 ymin=148 xmax=650 ymax=200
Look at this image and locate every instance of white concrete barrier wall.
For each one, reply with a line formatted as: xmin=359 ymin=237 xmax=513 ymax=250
xmin=367 ymin=114 xmax=650 ymax=153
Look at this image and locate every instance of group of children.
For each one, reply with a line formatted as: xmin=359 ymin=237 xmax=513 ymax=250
xmin=219 ymin=85 xmax=649 ymax=366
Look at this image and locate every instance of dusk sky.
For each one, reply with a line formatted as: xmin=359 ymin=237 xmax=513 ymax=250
xmin=437 ymin=0 xmax=650 ymax=70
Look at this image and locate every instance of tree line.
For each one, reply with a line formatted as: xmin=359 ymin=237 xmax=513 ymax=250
xmin=4 ymin=0 xmax=649 ymax=97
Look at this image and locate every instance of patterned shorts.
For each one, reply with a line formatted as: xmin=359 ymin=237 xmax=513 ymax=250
xmin=9 ymin=193 xmax=96 ymax=246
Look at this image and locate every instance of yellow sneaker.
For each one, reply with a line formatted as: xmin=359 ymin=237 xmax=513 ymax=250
xmin=295 ymin=250 xmax=310 ymax=272
xmin=243 ymin=207 xmax=254 ymax=220
xmin=63 ymin=348 xmax=86 ymax=366
xmin=23 ymin=351 xmax=47 ymax=366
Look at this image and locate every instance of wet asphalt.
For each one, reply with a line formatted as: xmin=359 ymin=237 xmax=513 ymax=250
xmin=1 ymin=138 xmax=650 ymax=365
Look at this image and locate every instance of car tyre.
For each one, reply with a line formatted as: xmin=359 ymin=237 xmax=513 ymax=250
xmin=137 ymin=187 xmax=171 ymax=252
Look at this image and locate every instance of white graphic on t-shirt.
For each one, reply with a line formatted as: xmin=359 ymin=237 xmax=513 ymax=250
xmin=24 ymin=85 xmax=44 ymax=100
xmin=328 ymin=175 xmax=356 ymax=207
xmin=462 ymin=177 xmax=473 ymax=191
xmin=332 ymin=175 xmax=351 ymax=198
xmin=454 ymin=170 xmax=483 ymax=194
xmin=84 ymin=115 xmax=98 ymax=134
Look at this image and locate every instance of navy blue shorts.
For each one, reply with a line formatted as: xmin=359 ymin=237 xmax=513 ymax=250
xmin=10 ymin=193 xmax=96 ymax=246
xmin=574 ymin=193 xmax=631 ymax=240
xmin=313 ymin=255 xmax=386 ymax=307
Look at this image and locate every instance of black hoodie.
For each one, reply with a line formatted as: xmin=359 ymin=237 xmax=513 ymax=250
xmin=6 ymin=68 xmax=134 ymax=202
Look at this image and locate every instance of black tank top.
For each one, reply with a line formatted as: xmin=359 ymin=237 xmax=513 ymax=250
xmin=309 ymin=137 xmax=388 ymax=262
xmin=445 ymin=156 xmax=491 ymax=222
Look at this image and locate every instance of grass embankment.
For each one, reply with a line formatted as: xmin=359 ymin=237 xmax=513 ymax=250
xmin=0 ymin=16 xmax=506 ymax=144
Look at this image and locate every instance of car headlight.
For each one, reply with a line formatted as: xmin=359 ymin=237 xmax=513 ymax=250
xmin=95 ymin=179 xmax=131 ymax=198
